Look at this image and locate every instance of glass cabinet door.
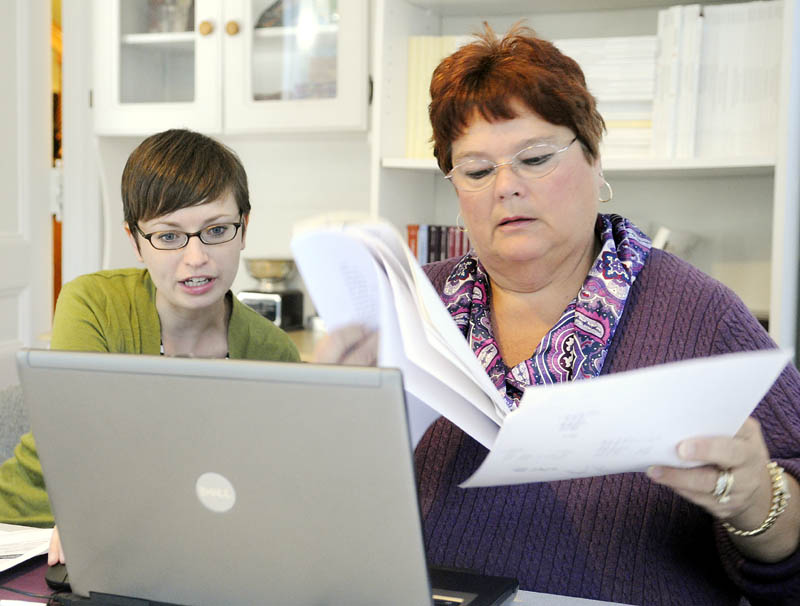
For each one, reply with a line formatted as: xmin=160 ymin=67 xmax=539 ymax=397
xmin=93 ymin=0 xmax=221 ymax=135
xmin=118 ymin=0 xmax=196 ymax=104
xmin=250 ymin=0 xmax=339 ymax=103
xmin=223 ymin=0 xmax=367 ymax=132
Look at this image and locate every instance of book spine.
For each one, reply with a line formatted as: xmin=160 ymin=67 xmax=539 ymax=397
xmin=652 ymin=5 xmax=682 ymax=158
xmin=407 ymin=224 xmax=419 ymax=259
xmin=428 ymin=225 xmax=441 ymax=263
xmin=675 ymin=4 xmax=703 ymax=158
xmin=417 ymin=224 xmax=428 ymax=264
xmin=447 ymin=226 xmax=457 ymax=259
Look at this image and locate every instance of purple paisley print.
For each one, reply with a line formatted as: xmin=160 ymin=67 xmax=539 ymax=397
xmin=441 ymin=213 xmax=651 ymax=412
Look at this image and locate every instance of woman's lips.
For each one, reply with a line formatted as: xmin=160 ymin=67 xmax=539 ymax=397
xmin=498 ymin=216 xmax=534 ymax=228
xmin=179 ymin=276 xmax=216 ymax=295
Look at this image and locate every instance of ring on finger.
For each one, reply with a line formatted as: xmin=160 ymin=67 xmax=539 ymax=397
xmin=711 ymin=468 xmax=734 ymax=504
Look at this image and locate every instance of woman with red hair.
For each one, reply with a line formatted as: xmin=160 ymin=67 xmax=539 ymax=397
xmin=412 ymin=24 xmax=800 ymax=605
xmin=328 ymin=26 xmax=800 ymax=606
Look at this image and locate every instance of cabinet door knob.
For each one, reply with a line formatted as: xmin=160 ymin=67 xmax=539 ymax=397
xmin=225 ymin=21 xmax=240 ymax=36
xmin=198 ymin=20 xmax=214 ymax=36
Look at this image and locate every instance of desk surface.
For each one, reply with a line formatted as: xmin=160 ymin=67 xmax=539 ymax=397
xmin=0 ymin=556 xmax=49 ymax=603
xmin=0 ymin=558 xmax=630 ymax=605
xmin=513 ymin=590 xmax=631 ymax=605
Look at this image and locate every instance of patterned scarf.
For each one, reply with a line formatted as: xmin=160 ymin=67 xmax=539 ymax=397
xmin=441 ymin=213 xmax=651 ymax=412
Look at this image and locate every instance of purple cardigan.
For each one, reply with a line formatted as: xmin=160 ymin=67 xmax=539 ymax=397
xmin=417 ymin=248 xmax=800 ymax=606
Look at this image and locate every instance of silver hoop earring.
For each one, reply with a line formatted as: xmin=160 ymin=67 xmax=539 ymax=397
xmin=456 ymin=212 xmax=468 ymax=232
xmin=599 ymin=178 xmax=613 ymax=204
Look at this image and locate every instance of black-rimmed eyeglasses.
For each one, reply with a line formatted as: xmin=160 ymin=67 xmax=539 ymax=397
xmin=135 ymin=216 xmax=243 ymax=250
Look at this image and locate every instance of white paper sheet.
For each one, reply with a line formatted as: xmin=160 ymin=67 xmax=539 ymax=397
xmin=461 ymin=348 xmax=791 ymax=487
xmin=0 ymin=523 xmax=52 ymax=574
xmin=290 ymin=232 xmax=382 ymax=332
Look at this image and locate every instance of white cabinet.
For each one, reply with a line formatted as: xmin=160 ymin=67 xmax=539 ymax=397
xmin=369 ymin=0 xmax=800 ymax=349
xmin=93 ymin=0 xmax=368 ymax=134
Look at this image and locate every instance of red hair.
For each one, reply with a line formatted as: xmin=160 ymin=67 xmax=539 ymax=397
xmin=429 ymin=23 xmax=605 ymax=173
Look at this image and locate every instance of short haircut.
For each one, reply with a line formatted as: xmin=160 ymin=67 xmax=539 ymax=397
xmin=121 ymin=129 xmax=250 ymax=230
xmin=429 ymin=23 xmax=605 ymax=174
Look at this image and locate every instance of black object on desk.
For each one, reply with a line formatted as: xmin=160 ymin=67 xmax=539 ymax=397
xmin=45 ymin=563 xmax=70 ymax=592
xmin=48 ymin=593 xmax=183 ymax=605
xmin=429 ymin=566 xmax=519 ymax=606
xmin=40 ymin=559 xmax=517 ymax=605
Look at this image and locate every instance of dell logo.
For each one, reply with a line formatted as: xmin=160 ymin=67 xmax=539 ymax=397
xmin=195 ymin=472 xmax=236 ymax=513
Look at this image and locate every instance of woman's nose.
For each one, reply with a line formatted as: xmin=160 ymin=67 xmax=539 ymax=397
xmin=181 ymin=235 xmax=210 ymax=265
xmin=492 ymin=162 xmax=524 ymax=198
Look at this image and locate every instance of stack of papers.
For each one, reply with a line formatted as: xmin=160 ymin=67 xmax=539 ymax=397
xmin=554 ymin=36 xmax=657 ymax=159
xmin=405 ymin=36 xmax=471 ymax=159
xmin=0 ymin=523 xmax=51 ymax=574
xmin=653 ymin=1 xmax=782 ymax=159
xmin=291 ymin=216 xmax=791 ymax=486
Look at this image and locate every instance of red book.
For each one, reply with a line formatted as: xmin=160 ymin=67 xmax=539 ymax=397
xmin=447 ymin=226 xmax=457 ymax=259
xmin=407 ymin=224 xmax=419 ymax=259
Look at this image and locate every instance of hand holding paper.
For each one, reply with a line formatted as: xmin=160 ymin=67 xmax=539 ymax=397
xmin=291 ymin=216 xmax=792 ymax=487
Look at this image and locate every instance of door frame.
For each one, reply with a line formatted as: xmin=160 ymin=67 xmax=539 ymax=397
xmin=61 ymin=0 xmax=103 ymax=284
xmin=0 ymin=1 xmax=52 ymax=389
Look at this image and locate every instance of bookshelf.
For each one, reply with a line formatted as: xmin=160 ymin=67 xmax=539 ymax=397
xmin=369 ymin=0 xmax=800 ymax=350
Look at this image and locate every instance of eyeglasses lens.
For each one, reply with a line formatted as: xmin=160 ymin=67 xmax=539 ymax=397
xmin=448 ymin=140 xmax=572 ymax=192
xmin=200 ymin=224 xmax=237 ymax=244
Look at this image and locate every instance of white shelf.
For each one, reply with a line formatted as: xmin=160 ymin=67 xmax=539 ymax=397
xmin=603 ymin=156 xmax=775 ymax=177
xmin=121 ymin=31 xmax=194 ymax=52
xmin=409 ymin=0 xmax=738 ymax=17
xmin=381 ymin=156 xmax=775 ymax=178
xmin=122 ymin=31 xmax=194 ymax=44
xmin=381 ymin=157 xmax=438 ymax=170
xmin=254 ymin=24 xmax=339 ymax=38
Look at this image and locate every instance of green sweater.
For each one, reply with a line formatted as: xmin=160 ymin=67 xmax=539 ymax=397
xmin=0 ymin=268 xmax=299 ymax=527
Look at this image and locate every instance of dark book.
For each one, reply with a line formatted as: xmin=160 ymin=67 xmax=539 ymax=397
xmin=428 ymin=225 xmax=441 ymax=263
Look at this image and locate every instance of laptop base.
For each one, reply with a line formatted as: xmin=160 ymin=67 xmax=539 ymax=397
xmin=50 ymin=592 xmax=182 ymax=606
xmin=429 ymin=567 xmax=519 ymax=606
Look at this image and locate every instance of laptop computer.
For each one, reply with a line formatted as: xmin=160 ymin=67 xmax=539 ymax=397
xmin=17 ymin=349 xmax=517 ymax=606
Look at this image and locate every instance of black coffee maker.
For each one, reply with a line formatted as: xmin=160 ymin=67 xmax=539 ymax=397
xmin=236 ymin=259 xmax=304 ymax=330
